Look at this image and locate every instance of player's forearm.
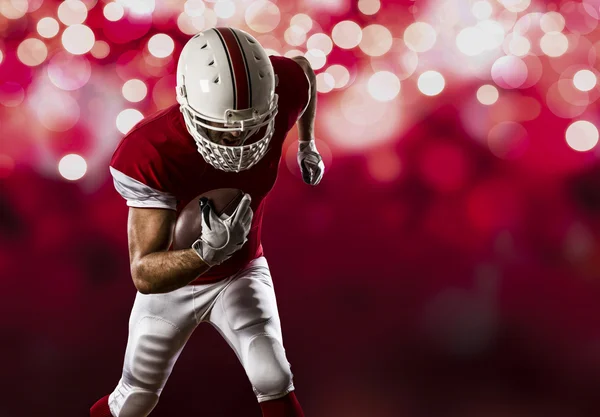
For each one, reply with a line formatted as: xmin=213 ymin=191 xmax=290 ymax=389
xmin=297 ymin=65 xmax=317 ymax=142
xmin=131 ymin=249 xmax=211 ymax=294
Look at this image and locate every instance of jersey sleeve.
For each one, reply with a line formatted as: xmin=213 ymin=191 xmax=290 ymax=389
xmin=109 ymin=167 xmax=177 ymax=210
xmin=109 ymin=132 xmax=177 ymax=210
xmin=270 ymin=55 xmax=311 ymax=122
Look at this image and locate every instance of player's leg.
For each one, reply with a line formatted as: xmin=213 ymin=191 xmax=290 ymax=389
xmin=208 ymin=257 xmax=305 ymax=417
xmin=91 ymin=286 xmax=199 ymax=417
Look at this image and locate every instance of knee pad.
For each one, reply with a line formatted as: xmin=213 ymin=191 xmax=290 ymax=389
xmin=245 ymin=334 xmax=294 ymax=400
xmin=110 ymin=387 xmax=159 ymax=417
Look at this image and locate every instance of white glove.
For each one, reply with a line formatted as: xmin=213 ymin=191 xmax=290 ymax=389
xmin=297 ymin=140 xmax=324 ymax=186
xmin=191 ymin=193 xmax=253 ymax=267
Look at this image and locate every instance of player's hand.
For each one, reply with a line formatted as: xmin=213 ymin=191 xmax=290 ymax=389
xmin=297 ymin=140 xmax=324 ymax=186
xmin=191 ymin=194 xmax=253 ymax=267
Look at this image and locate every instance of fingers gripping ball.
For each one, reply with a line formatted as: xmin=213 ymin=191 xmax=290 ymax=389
xmin=172 ymin=188 xmax=244 ymax=249
xmin=173 ymin=189 xmax=253 ymax=266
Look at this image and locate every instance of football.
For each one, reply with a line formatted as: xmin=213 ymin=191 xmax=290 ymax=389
xmin=172 ymin=188 xmax=244 ymax=250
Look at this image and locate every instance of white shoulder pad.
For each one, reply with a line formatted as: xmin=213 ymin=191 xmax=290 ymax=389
xmin=109 ymin=167 xmax=177 ymax=210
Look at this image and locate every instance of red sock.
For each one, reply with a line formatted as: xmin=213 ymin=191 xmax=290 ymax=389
xmin=259 ymin=392 xmax=305 ymax=417
xmin=90 ymin=394 xmax=113 ymax=417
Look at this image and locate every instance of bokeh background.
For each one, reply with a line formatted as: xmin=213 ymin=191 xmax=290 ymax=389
xmin=3 ymin=0 xmax=600 ymax=416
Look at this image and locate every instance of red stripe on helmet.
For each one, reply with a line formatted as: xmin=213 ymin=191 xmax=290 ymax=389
xmin=216 ymin=27 xmax=250 ymax=110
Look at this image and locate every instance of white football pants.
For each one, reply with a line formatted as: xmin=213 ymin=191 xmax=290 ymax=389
xmin=107 ymin=257 xmax=295 ymax=417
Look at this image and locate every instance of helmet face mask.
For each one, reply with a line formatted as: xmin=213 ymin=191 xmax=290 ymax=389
xmin=176 ymin=27 xmax=279 ymax=172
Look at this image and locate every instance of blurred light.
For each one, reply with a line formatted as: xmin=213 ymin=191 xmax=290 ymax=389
xmin=404 ymin=22 xmax=437 ymax=53
xmin=0 ymin=0 xmax=28 ymax=19
xmin=17 ymin=38 xmax=48 ymax=67
xmin=359 ymin=24 xmax=392 ymax=57
xmin=457 ymin=27 xmax=486 ymax=56
xmin=37 ymin=17 xmax=60 ymax=38
xmin=148 ymin=34 xmax=175 ymax=58
xmin=122 ymin=79 xmax=147 ymax=102
xmin=491 ymin=55 xmax=528 ymax=88
xmin=488 ymin=122 xmax=529 ymax=159
xmin=519 ymin=55 xmax=543 ymax=89
xmin=546 ymin=81 xmax=588 ymax=118
xmin=202 ymin=8 xmax=217 ymax=29
xmin=331 ymin=84 xmax=401 ymax=149
xmin=307 ymin=33 xmax=333 ymax=56
xmin=477 ymin=20 xmax=505 ymax=50
xmin=31 ymin=88 xmax=81 ymax=131
xmin=266 ymin=50 xmax=281 ymax=57
xmin=513 ymin=12 xmax=544 ymax=35
xmin=62 ymin=24 xmax=95 ymax=55
xmin=472 ymin=1 xmax=493 ymax=19
xmin=284 ymin=49 xmax=303 ymax=58
xmin=91 ymin=40 xmax=110 ymax=59
xmin=561 ymin=1 xmax=598 ymax=35
xmin=0 ymin=49 xmax=3 ymax=65
xmin=117 ymin=109 xmax=144 ymax=134
xmin=304 ymin=49 xmax=326 ymax=70
xmin=358 ymin=0 xmax=380 ymax=15
xmin=117 ymin=0 xmax=155 ymax=16
xmin=316 ymin=72 xmax=335 ymax=93
xmin=47 ymin=52 xmax=91 ymax=90
xmin=498 ymin=0 xmax=531 ymax=13
xmin=325 ymin=64 xmax=350 ymax=88
xmin=332 ymin=20 xmax=362 ymax=49
xmin=418 ymin=71 xmax=445 ymax=96
xmin=257 ymin=34 xmax=282 ymax=52
xmin=177 ymin=12 xmax=201 ymax=35
xmin=184 ymin=0 xmax=205 ymax=17
xmin=540 ymin=32 xmax=568 ymax=57
xmin=457 ymin=21 xmax=505 ymax=56
xmin=509 ymin=34 xmax=530 ymax=56
xmin=58 ymin=154 xmax=87 ymax=181
xmin=58 ymin=0 xmax=88 ymax=25
xmin=80 ymin=0 xmax=97 ymax=10
xmin=498 ymin=9 xmax=518 ymax=31
xmin=477 ymin=84 xmax=499 ymax=105
xmin=214 ymin=0 xmax=235 ymax=19
xmin=368 ymin=71 xmax=400 ymax=101
xmin=284 ymin=25 xmax=307 ymax=46
xmin=245 ymin=0 xmax=280 ymax=33
xmin=566 ymin=121 xmax=599 ymax=152
xmin=540 ymin=11 xmax=565 ymax=32
xmin=290 ymin=13 xmax=312 ymax=32
xmin=573 ymin=70 xmax=597 ymax=92
xmin=0 ymin=82 xmax=25 ymax=107
xmin=152 ymin=74 xmax=176 ymax=109
xmin=103 ymin=2 xmax=124 ymax=21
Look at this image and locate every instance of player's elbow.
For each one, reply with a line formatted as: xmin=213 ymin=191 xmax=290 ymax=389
xmin=130 ymin=261 xmax=154 ymax=294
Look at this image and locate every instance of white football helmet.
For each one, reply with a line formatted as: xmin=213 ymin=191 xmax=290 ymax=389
xmin=176 ymin=27 xmax=279 ymax=172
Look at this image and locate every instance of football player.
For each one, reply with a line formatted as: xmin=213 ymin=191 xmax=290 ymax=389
xmin=90 ymin=27 xmax=324 ymax=417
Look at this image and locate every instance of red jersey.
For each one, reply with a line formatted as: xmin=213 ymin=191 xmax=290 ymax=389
xmin=110 ymin=55 xmax=310 ymax=284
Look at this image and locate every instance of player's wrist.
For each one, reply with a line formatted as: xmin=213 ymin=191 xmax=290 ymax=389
xmin=191 ymin=240 xmax=220 ymax=267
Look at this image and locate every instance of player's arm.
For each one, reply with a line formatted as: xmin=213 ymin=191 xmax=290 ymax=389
xmin=128 ymin=207 xmax=211 ymax=294
xmin=292 ymin=55 xmax=317 ymax=142
xmin=292 ymin=56 xmax=324 ymax=186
